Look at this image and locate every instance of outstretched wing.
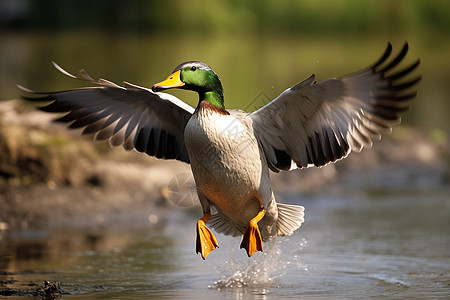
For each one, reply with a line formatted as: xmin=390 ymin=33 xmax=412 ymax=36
xmin=251 ymin=43 xmax=420 ymax=172
xmin=19 ymin=63 xmax=195 ymax=163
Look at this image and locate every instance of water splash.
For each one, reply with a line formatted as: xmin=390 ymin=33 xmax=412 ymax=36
xmin=211 ymin=236 xmax=308 ymax=293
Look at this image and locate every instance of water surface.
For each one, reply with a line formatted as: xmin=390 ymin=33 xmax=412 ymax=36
xmin=1 ymin=186 xmax=449 ymax=299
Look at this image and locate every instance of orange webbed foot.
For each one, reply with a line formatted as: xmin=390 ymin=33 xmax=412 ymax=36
xmin=240 ymin=208 xmax=265 ymax=257
xmin=196 ymin=215 xmax=218 ymax=259
xmin=240 ymin=221 xmax=263 ymax=257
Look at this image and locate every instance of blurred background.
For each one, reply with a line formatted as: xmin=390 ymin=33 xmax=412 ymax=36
xmin=0 ymin=1 xmax=449 ymax=298
xmin=0 ymin=0 xmax=449 ymax=130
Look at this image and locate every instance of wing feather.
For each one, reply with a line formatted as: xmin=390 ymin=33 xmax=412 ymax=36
xmin=19 ymin=63 xmax=194 ymax=163
xmin=251 ymin=42 xmax=420 ymax=171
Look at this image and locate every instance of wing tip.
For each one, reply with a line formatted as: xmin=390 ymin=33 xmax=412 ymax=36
xmin=52 ymin=61 xmax=78 ymax=79
xmin=17 ymin=84 xmax=35 ymax=93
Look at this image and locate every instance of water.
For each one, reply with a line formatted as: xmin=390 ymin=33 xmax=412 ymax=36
xmin=1 ymin=187 xmax=449 ymax=299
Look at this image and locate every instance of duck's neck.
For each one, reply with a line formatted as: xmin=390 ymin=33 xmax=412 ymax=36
xmin=198 ymin=90 xmax=229 ymax=115
xmin=202 ymin=89 xmax=224 ymax=107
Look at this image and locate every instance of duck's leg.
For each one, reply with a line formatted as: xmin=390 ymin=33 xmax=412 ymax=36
xmin=240 ymin=207 xmax=265 ymax=257
xmin=196 ymin=192 xmax=219 ymax=260
xmin=196 ymin=211 xmax=219 ymax=259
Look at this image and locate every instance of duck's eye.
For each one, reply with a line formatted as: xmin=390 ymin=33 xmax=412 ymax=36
xmin=190 ymin=66 xmax=197 ymax=71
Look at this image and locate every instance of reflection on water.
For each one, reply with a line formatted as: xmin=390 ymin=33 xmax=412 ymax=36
xmin=1 ymin=187 xmax=449 ymax=299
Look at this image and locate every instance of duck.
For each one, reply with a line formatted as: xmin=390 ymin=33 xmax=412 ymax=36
xmin=19 ymin=42 xmax=420 ymax=259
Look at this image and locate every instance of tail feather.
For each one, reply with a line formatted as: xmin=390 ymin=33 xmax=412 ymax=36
xmin=276 ymin=203 xmax=305 ymax=236
xmin=208 ymin=212 xmax=242 ymax=237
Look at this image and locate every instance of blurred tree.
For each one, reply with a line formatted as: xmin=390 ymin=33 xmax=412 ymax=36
xmin=0 ymin=0 xmax=448 ymax=35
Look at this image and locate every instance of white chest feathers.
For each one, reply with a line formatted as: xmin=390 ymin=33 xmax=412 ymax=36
xmin=185 ymin=108 xmax=253 ymax=156
xmin=184 ymin=107 xmax=264 ymax=197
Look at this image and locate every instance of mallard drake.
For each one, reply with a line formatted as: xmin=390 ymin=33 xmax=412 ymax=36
xmin=20 ymin=43 xmax=420 ymax=259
